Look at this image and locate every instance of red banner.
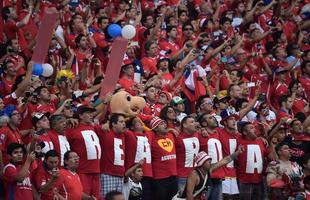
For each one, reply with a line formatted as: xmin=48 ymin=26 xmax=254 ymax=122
xmin=31 ymin=8 xmax=58 ymax=63
xmin=100 ymin=37 xmax=128 ymax=99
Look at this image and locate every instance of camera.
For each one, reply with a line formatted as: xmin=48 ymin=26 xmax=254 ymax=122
xmin=192 ymin=49 xmax=201 ymax=55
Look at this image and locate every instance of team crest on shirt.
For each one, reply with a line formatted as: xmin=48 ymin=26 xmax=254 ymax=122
xmin=158 ymin=138 xmax=173 ymax=152
xmin=0 ymin=134 xmax=5 ymax=140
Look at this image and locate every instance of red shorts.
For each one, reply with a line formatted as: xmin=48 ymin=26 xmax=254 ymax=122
xmin=79 ymin=173 xmax=101 ymax=199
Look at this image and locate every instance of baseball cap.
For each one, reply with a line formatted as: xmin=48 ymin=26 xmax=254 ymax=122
xmin=170 ymin=96 xmax=185 ymax=106
xmin=220 ymin=109 xmax=239 ymax=125
xmin=195 ymin=151 xmax=212 ymax=167
xmin=32 ymin=112 xmax=50 ymax=127
xmin=275 ymin=67 xmax=288 ymax=74
xmin=149 ymin=117 xmax=166 ymax=130
xmin=73 ymin=105 xmax=96 ymax=119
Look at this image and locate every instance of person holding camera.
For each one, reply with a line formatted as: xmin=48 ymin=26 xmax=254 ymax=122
xmin=2 ymin=143 xmax=37 ymax=200
xmin=32 ymin=150 xmax=64 ymax=200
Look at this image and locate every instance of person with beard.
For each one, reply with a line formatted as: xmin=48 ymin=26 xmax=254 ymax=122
xmin=73 ymin=34 xmax=97 ymax=76
xmin=48 ymin=115 xmax=70 ymax=167
xmin=59 ymin=150 xmax=96 ymax=200
xmin=99 ymin=113 xmax=127 ymax=197
xmin=33 ymin=150 xmax=64 ymax=200
xmin=2 ymin=143 xmax=36 ymax=200
xmin=237 ymin=122 xmax=274 ymax=200
xmin=198 ymin=113 xmax=225 ymax=200
xmin=176 ymin=116 xmax=200 ymax=189
xmin=266 ymin=143 xmax=304 ymax=200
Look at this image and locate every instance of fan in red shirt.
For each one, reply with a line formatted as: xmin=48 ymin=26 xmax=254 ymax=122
xmin=289 ymin=81 xmax=309 ymax=115
xmin=150 ymin=117 xmax=178 ymax=200
xmin=276 ymin=95 xmax=294 ymax=122
xmin=33 ymin=150 xmax=65 ymax=200
xmin=0 ymin=60 xmax=18 ymax=96
xmin=2 ymin=143 xmax=36 ymax=200
xmin=32 ymin=112 xmax=54 ymax=154
xmin=48 ymin=115 xmax=71 ymax=166
xmin=140 ymin=41 xmax=159 ymax=78
xmin=300 ymin=60 xmax=310 ymax=101
xmin=118 ymin=63 xmax=138 ymax=96
xmin=269 ymin=67 xmax=289 ymax=110
xmin=198 ymin=113 xmax=226 ymax=199
xmin=66 ymin=106 xmax=101 ymax=199
xmin=20 ymin=86 xmax=58 ymax=132
xmin=159 ymin=26 xmax=181 ymax=58
xmin=59 ymin=150 xmax=96 ymax=200
xmin=125 ymin=117 xmax=153 ymax=199
xmin=99 ymin=113 xmax=126 ymax=197
xmin=237 ymin=122 xmax=273 ymax=200
xmin=0 ymin=106 xmax=22 ymax=164
xmin=176 ymin=116 xmax=200 ymax=189
xmin=2 ymin=5 xmax=32 ymax=50
xmin=218 ymin=110 xmax=241 ymax=198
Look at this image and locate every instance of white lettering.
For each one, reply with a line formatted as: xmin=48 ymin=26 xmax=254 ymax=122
xmin=207 ymin=138 xmax=223 ymax=163
xmin=58 ymin=135 xmax=70 ymax=166
xmin=81 ymin=130 xmax=101 ymax=160
xmin=246 ymin=144 xmax=263 ymax=174
xmin=42 ymin=141 xmax=54 ymax=154
xmin=114 ymin=138 xmax=124 ymax=166
xmin=183 ymin=137 xmax=200 ymax=167
xmin=161 ymin=154 xmax=177 ymax=161
xmin=227 ymin=139 xmax=237 ymax=168
xmin=134 ymin=136 xmax=151 ymax=163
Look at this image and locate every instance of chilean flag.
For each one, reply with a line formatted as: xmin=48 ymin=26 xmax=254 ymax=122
xmin=182 ymin=63 xmax=206 ymax=102
xmin=71 ymin=56 xmax=79 ymax=76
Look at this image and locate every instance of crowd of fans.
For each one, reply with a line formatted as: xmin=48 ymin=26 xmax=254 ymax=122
xmin=1 ymin=0 xmax=310 ymax=199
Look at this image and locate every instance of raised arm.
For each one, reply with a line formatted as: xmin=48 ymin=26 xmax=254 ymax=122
xmin=210 ymin=145 xmax=244 ymax=173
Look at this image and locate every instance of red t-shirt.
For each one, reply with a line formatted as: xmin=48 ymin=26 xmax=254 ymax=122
xmin=292 ymin=98 xmax=307 ymax=115
xmin=140 ymin=56 xmax=158 ymax=75
xmin=159 ymin=40 xmax=180 ymax=57
xmin=124 ymin=130 xmax=153 ymax=177
xmin=59 ymin=169 xmax=83 ymax=200
xmin=151 ymin=132 xmax=177 ymax=179
xmin=0 ymin=126 xmax=23 ymax=164
xmin=299 ymin=76 xmax=310 ymax=100
xmin=269 ymin=82 xmax=289 ymax=110
xmin=36 ymin=133 xmax=54 ymax=154
xmin=218 ymin=128 xmax=241 ymax=178
xmin=33 ymin=163 xmax=65 ymax=200
xmin=66 ymin=124 xmax=101 ymax=174
xmin=237 ymin=138 xmax=268 ymax=183
xmin=2 ymin=164 xmax=33 ymax=200
xmin=99 ymin=130 xmax=125 ymax=176
xmin=118 ymin=77 xmax=137 ymax=96
xmin=20 ymin=101 xmax=58 ymax=131
xmin=199 ymin=131 xmax=225 ymax=179
xmin=276 ymin=109 xmax=294 ymax=121
xmin=48 ymin=130 xmax=71 ymax=166
xmin=175 ymin=132 xmax=200 ymax=178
